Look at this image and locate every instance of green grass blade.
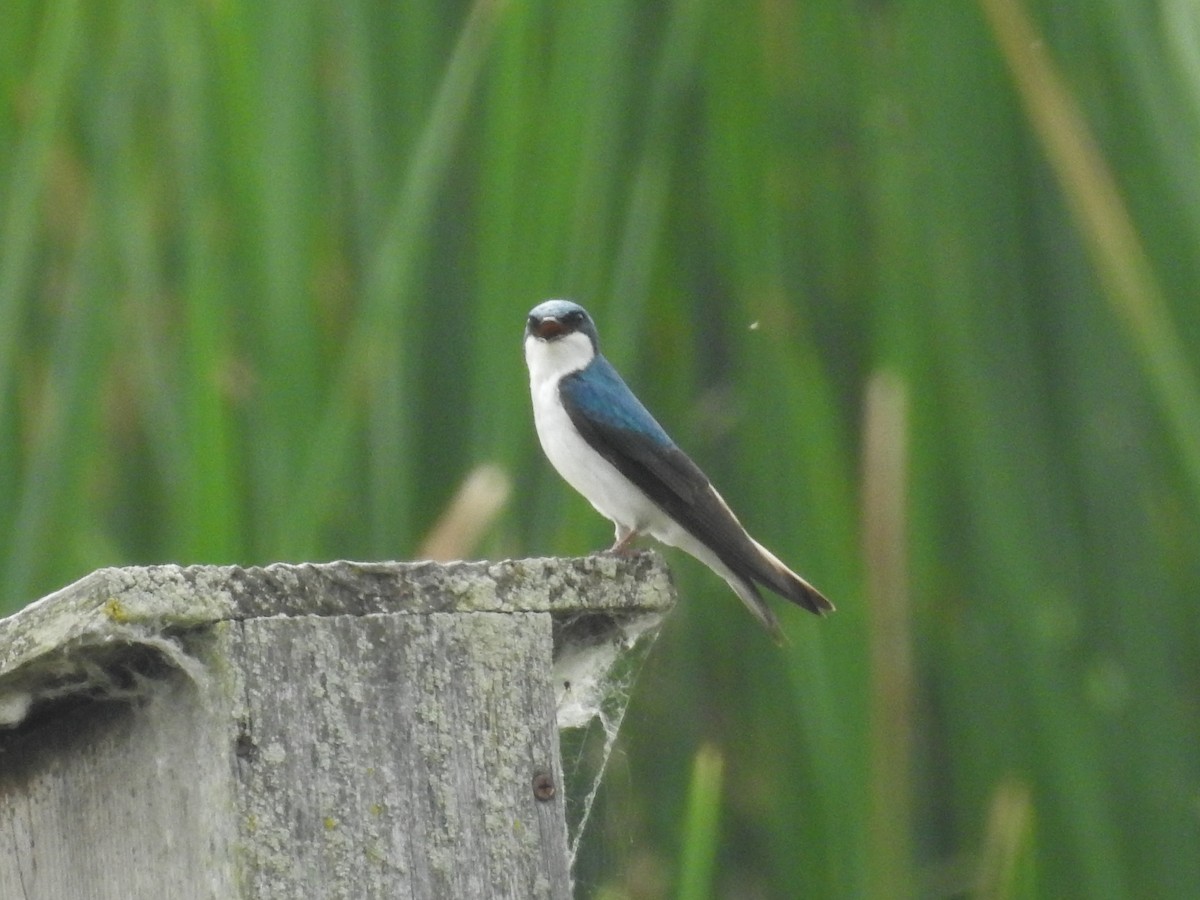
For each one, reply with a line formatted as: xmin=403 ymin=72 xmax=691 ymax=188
xmin=1 ymin=197 xmax=105 ymax=603
xmin=675 ymin=744 xmax=724 ymax=900
xmin=282 ymin=0 xmax=503 ymax=558
xmin=155 ymin=0 xmax=243 ymax=562
xmin=0 ymin=0 xmax=84 ymax=433
xmin=980 ymin=0 xmax=1200 ymax=512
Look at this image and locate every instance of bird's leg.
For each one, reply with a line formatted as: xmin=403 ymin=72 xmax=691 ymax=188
xmin=609 ymin=524 xmax=639 ymax=556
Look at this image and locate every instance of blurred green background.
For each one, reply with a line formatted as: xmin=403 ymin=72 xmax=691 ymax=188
xmin=2 ymin=1 xmax=1198 ymax=897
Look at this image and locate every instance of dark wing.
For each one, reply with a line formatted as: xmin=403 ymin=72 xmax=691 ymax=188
xmin=560 ymin=358 xmax=829 ymax=613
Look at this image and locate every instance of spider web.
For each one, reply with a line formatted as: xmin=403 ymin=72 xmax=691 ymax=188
xmin=553 ymin=609 xmax=665 ymax=870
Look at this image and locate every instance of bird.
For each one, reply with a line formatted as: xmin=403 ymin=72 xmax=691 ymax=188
xmin=523 ymin=298 xmax=833 ymax=641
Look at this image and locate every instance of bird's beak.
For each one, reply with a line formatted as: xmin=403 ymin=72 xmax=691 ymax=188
xmin=530 ymin=316 xmax=565 ymax=340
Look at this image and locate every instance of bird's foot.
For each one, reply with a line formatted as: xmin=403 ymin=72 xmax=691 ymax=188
xmin=609 ymin=529 xmax=639 ymax=556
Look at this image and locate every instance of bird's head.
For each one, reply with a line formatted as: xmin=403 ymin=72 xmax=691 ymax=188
xmin=524 ymin=299 xmax=600 ymax=381
xmin=525 ymin=299 xmax=599 ymax=346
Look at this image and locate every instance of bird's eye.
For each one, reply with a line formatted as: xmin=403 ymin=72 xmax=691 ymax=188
xmin=564 ymin=311 xmax=582 ymax=326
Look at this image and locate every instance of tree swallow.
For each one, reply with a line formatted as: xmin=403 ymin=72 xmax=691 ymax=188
xmin=523 ymin=299 xmax=833 ymax=641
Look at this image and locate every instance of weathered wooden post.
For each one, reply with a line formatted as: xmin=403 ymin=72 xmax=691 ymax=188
xmin=0 ymin=555 xmax=673 ymax=900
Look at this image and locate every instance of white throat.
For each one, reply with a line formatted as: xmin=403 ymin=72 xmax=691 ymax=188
xmin=524 ymin=331 xmax=595 ymax=389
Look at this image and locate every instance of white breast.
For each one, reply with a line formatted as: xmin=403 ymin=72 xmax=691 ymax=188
xmin=524 ymin=334 xmax=668 ymax=534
